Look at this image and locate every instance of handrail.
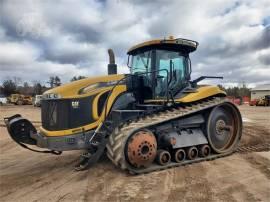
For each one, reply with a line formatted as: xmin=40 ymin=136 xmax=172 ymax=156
xmin=103 ymin=68 xmax=170 ymax=123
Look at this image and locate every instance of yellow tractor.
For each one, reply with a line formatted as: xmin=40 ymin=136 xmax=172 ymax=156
xmin=5 ymin=37 xmax=242 ymax=174
xmin=256 ymin=95 xmax=270 ymax=106
xmin=8 ymin=94 xmax=32 ymax=105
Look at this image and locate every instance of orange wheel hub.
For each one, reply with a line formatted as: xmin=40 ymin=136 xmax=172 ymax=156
xmin=126 ymin=130 xmax=157 ymax=168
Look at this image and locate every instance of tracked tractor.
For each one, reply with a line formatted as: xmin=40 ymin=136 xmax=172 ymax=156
xmin=4 ymin=37 xmax=242 ymax=174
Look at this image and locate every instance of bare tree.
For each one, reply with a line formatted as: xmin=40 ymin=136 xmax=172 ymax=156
xmin=47 ymin=76 xmax=62 ymax=88
xmin=71 ymin=75 xmax=86 ymax=81
xmin=48 ymin=76 xmax=55 ymax=88
xmin=13 ymin=77 xmax=22 ymax=86
xmin=2 ymin=80 xmax=17 ymax=96
xmin=54 ymin=76 xmax=61 ymax=86
xmin=33 ymin=83 xmax=43 ymax=95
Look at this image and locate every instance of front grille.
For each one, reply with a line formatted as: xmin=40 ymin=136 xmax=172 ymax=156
xmin=41 ymin=97 xmax=95 ymax=131
xmin=41 ymin=100 xmax=69 ymax=130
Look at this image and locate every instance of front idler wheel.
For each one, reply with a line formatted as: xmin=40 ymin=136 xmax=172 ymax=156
xmin=125 ymin=129 xmax=157 ymax=168
xmin=187 ymin=146 xmax=198 ymax=160
xmin=156 ymin=149 xmax=171 ymax=166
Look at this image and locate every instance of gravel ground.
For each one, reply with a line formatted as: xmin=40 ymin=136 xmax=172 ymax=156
xmin=0 ymin=104 xmax=269 ymax=202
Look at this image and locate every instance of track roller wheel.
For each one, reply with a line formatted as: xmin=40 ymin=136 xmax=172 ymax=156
xmin=187 ymin=147 xmax=198 ymax=160
xmin=199 ymin=145 xmax=211 ymax=157
xmin=156 ymin=149 xmax=171 ymax=166
xmin=172 ymin=149 xmax=186 ymax=163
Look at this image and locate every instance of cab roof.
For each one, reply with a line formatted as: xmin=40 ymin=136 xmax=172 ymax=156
xmin=127 ymin=37 xmax=199 ymax=55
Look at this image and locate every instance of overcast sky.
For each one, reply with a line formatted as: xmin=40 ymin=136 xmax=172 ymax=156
xmin=0 ymin=0 xmax=269 ymax=87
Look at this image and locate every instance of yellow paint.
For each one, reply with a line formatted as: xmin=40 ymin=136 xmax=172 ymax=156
xmin=177 ymin=85 xmax=226 ymax=102
xmin=99 ymin=85 xmax=127 ymax=119
xmin=92 ymin=90 xmax=109 ymax=120
xmin=39 ymin=84 xmax=127 ymax=137
xmin=127 ymin=37 xmax=197 ymax=54
xmin=144 ymin=86 xmax=226 ymax=103
xmin=44 ymin=74 xmax=125 ymax=99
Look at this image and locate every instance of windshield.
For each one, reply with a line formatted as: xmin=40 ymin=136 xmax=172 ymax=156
xmin=156 ymin=50 xmax=186 ymax=78
xmin=128 ymin=49 xmax=188 ymax=99
xmin=155 ymin=50 xmax=187 ymax=98
xmin=129 ymin=50 xmax=151 ymax=74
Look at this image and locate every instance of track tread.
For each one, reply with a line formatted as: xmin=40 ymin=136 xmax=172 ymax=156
xmin=106 ymin=97 xmax=242 ymax=174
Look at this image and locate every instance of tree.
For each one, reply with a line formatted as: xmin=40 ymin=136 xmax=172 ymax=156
xmin=23 ymin=82 xmax=29 ymax=88
xmin=33 ymin=83 xmax=43 ymax=95
xmin=220 ymin=82 xmax=251 ymax=98
xmin=0 ymin=86 xmax=4 ymax=95
xmin=217 ymin=84 xmax=225 ymax=91
xmin=70 ymin=75 xmax=86 ymax=81
xmin=17 ymin=82 xmax=33 ymax=95
xmin=54 ymin=76 xmax=61 ymax=86
xmin=13 ymin=77 xmax=22 ymax=86
xmin=2 ymin=80 xmax=17 ymax=96
xmin=48 ymin=76 xmax=55 ymax=88
xmin=47 ymin=76 xmax=61 ymax=88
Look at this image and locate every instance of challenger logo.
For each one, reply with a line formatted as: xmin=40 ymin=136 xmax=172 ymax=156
xmin=71 ymin=101 xmax=79 ymax=108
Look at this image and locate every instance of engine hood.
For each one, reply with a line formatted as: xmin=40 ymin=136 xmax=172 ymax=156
xmin=44 ymin=74 xmax=126 ymax=99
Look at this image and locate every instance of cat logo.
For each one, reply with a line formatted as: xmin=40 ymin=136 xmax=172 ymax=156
xmin=71 ymin=101 xmax=79 ymax=108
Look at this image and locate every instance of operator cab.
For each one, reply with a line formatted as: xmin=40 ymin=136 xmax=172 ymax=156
xmin=127 ymin=37 xmax=198 ymax=101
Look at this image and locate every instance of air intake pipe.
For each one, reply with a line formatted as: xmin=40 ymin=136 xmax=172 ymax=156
xmin=107 ymin=49 xmax=117 ymax=75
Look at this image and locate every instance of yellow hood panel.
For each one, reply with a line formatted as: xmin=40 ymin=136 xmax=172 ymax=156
xmin=144 ymin=85 xmax=226 ymax=103
xmin=178 ymin=85 xmax=226 ymax=103
xmin=44 ymin=74 xmax=125 ymax=99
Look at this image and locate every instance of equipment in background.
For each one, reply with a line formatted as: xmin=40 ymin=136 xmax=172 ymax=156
xmin=34 ymin=95 xmax=43 ymax=107
xmin=255 ymin=95 xmax=270 ymax=106
xmin=0 ymin=94 xmax=7 ymax=105
xmin=8 ymin=94 xmax=32 ymax=105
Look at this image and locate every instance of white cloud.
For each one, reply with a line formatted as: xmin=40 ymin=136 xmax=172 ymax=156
xmin=0 ymin=42 xmax=39 ymax=66
xmin=0 ymin=0 xmax=269 ymax=86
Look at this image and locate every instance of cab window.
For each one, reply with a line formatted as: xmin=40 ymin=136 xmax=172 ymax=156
xmin=155 ymin=50 xmax=186 ymax=98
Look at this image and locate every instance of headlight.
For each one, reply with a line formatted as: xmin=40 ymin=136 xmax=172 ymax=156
xmin=43 ymin=93 xmax=62 ymax=99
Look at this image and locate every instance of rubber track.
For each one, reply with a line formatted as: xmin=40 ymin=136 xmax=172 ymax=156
xmin=106 ymin=97 xmax=240 ymax=174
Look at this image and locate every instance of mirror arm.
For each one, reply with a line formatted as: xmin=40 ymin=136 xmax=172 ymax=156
xmin=191 ymin=76 xmax=223 ymax=87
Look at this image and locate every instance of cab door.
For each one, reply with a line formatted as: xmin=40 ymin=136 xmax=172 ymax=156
xmin=153 ymin=50 xmax=187 ymax=99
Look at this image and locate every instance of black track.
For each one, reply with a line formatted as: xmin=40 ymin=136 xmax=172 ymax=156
xmin=106 ymin=97 xmax=243 ymax=174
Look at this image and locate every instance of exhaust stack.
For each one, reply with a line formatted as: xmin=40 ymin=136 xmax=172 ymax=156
xmin=107 ymin=49 xmax=117 ymax=75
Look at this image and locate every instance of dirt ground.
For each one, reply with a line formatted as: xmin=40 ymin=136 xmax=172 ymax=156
xmin=0 ymin=105 xmax=269 ymax=202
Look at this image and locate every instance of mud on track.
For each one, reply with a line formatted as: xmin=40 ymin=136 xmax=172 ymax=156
xmin=0 ymin=105 xmax=269 ymax=202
